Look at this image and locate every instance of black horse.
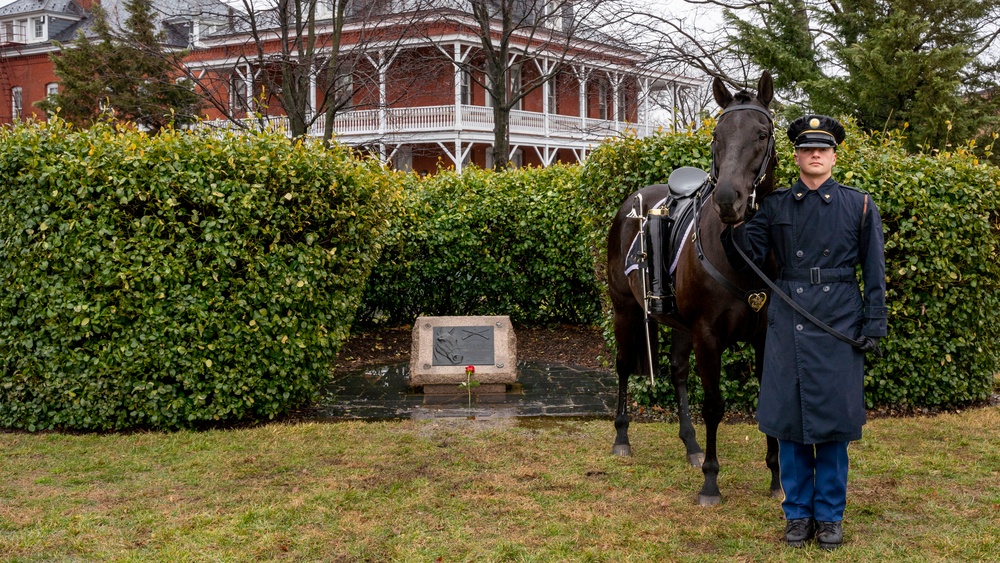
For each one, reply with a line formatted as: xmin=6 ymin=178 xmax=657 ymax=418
xmin=606 ymin=72 xmax=781 ymax=506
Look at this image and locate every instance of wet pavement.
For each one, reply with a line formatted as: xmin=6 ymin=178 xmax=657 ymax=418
xmin=314 ymin=361 xmax=617 ymax=420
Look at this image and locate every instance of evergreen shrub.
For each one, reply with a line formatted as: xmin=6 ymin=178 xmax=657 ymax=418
xmin=578 ymin=122 xmax=1000 ymax=410
xmin=356 ymin=165 xmax=602 ymax=327
xmin=0 ymin=120 xmax=401 ymax=430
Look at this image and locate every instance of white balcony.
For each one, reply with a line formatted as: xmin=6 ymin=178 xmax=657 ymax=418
xmin=200 ymin=104 xmax=658 ymax=149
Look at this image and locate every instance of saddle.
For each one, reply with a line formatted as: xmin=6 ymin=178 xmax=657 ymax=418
xmin=625 ymin=167 xmax=707 ymax=314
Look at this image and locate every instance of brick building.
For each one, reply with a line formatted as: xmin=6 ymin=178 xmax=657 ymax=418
xmin=1 ymin=0 xmax=702 ymax=172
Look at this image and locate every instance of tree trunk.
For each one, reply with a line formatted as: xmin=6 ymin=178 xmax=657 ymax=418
xmin=492 ymin=102 xmax=511 ymax=171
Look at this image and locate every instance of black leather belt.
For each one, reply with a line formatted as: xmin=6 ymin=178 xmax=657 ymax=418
xmin=780 ymin=267 xmax=855 ymax=284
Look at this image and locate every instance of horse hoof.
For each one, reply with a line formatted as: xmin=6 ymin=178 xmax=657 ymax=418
xmin=698 ymin=494 xmax=722 ymax=507
xmin=771 ymin=488 xmax=784 ymax=500
xmin=612 ymin=444 xmax=632 ymax=457
xmin=688 ymin=453 xmax=705 ymax=467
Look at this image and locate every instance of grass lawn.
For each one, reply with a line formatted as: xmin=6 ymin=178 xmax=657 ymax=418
xmin=1 ymin=406 xmax=997 ymax=562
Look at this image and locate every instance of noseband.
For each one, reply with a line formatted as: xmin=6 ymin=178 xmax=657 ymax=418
xmin=709 ymin=102 xmax=776 ymax=220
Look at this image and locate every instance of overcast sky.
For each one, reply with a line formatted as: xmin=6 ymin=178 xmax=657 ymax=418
xmin=0 ymin=0 xmax=723 ymax=19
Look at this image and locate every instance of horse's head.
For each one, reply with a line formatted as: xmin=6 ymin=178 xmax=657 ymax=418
xmin=710 ymin=72 xmax=777 ymax=224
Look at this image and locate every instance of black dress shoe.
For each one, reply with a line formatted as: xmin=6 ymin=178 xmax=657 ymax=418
xmin=785 ymin=518 xmax=815 ymax=547
xmin=816 ymin=520 xmax=843 ymax=550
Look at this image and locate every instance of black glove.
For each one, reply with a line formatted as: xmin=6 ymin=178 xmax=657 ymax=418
xmin=858 ymin=336 xmax=882 ymax=357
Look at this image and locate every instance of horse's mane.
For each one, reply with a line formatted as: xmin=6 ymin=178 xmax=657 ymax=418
xmin=733 ymin=90 xmax=755 ymax=104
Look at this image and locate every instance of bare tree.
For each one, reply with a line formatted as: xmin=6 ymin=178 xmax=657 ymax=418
xmin=153 ymin=0 xmax=433 ymax=143
xmin=423 ymin=0 xmax=654 ymax=170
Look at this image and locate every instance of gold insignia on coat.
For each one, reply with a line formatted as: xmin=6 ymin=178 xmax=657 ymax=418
xmin=809 ymin=118 xmax=820 ymax=128
xmin=748 ymin=292 xmax=767 ymax=312
xmin=825 ymin=194 xmax=831 ymax=199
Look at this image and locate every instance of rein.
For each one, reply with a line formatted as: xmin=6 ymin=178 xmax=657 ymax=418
xmin=730 ymin=243 xmax=865 ymax=347
xmin=694 ymin=102 xmax=776 ymax=313
xmin=693 ymin=188 xmax=769 ymax=312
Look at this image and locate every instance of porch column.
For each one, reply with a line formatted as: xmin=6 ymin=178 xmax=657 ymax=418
xmin=574 ymin=65 xmax=591 ymax=130
xmin=533 ymin=57 xmax=553 ymax=138
xmin=309 ymin=70 xmax=317 ymax=118
xmin=366 ymin=50 xmax=400 ymax=159
xmin=451 ymin=43 xmax=471 ymax=131
xmin=379 ymin=52 xmax=388 ymax=137
xmin=608 ymin=71 xmax=623 ymax=123
xmin=639 ymin=77 xmax=651 ymax=135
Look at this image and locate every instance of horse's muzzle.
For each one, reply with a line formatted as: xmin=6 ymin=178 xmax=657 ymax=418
xmin=714 ymin=199 xmax=743 ymax=224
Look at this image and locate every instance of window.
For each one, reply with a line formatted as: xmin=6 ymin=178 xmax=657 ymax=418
xmin=46 ymin=82 xmax=58 ymax=97
xmin=3 ymin=21 xmax=14 ymax=42
xmin=230 ymin=73 xmax=249 ymax=114
xmin=598 ymin=81 xmax=608 ymax=120
xmin=486 ymin=146 xmax=523 ymax=169
xmin=617 ymin=88 xmax=627 ymax=122
xmin=333 ymin=67 xmax=353 ymax=109
xmin=485 ymin=73 xmax=494 ymax=108
xmin=460 ymin=69 xmax=471 ymax=105
xmin=12 ymin=87 xmax=23 ymax=120
xmin=33 ymin=17 xmax=44 ymax=40
xmin=392 ymin=146 xmax=413 ymax=172
xmin=510 ymin=67 xmax=522 ymax=110
xmin=547 ymin=76 xmax=557 ymax=114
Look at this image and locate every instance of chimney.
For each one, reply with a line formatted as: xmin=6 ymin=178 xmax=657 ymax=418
xmin=74 ymin=0 xmax=99 ymax=12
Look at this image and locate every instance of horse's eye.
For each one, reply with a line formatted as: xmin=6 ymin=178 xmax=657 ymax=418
xmin=758 ymin=131 xmax=769 ymax=140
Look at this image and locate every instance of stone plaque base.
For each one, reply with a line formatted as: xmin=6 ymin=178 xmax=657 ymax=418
xmin=422 ymin=383 xmax=508 ymax=395
xmin=409 ymin=316 xmax=517 ymax=388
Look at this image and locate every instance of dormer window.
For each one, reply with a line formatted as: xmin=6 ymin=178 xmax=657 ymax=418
xmin=33 ymin=16 xmax=44 ymax=40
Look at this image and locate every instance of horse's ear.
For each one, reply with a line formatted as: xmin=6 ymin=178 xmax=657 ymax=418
xmin=712 ymin=76 xmax=733 ymax=109
xmin=757 ymin=71 xmax=774 ymax=108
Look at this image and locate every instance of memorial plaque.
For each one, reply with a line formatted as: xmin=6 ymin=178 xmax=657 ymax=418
xmin=410 ymin=316 xmax=517 ymax=389
xmin=431 ymin=326 xmax=495 ymax=366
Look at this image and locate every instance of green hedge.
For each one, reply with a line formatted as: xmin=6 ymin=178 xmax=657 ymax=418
xmin=356 ymin=165 xmax=602 ymax=327
xmin=578 ymin=123 xmax=1000 ymax=410
xmin=0 ymin=120 xmax=401 ymax=431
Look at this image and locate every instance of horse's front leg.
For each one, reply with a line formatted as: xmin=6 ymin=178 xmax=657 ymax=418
xmin=693 ymin=333 xmax=724 ymax=506
xmin=669 ymin=330 xmax=704 ymax=467
xmin=612 ymin=365 xmax=631 ymax=457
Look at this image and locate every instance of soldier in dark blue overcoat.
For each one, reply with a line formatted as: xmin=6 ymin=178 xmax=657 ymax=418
xmin=722 ymin=115 xmax=887 ymax=550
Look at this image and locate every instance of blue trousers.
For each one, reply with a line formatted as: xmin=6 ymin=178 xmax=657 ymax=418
xmin=778 ymin=439 xmax=850 ymax=522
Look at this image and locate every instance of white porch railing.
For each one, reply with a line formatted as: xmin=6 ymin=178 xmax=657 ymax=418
xmin=200 ymin=105 xmax=657 ymax=143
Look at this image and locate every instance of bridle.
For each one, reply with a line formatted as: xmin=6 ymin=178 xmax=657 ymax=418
xmin=708 ymin=102 xmax=776 ymax=221
xmin=694 ymin=100 xmax=776 ymax=312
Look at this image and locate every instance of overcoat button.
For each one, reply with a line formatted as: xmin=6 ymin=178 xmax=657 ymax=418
xmin=796 ymin=250 xmax=804 ymax=257
xmin=796 ymin=324 xmax=804 ymax=331
xmin=823 ymin=249 xmax=831 ymax=256
xmin=796 ymin=287 xmax=803 ymax=294
xmin=823 ymin=285 xmax=830 ymax=292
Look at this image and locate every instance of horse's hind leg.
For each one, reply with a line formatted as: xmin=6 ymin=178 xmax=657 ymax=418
xmin=611 ymin=303 xmax=652 ymax=457
xmin=669 ymin=330 xmax=704 ymax=467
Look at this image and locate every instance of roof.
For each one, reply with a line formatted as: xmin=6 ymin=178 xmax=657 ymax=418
xmin=0 ymin=0 xmax=83 ymax=17
xmin=0 ymin=0 xmax=234 ymax=46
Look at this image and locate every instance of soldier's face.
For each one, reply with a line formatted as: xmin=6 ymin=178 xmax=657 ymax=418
xmin=794 ymin=146 xmax=836 ymax=182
